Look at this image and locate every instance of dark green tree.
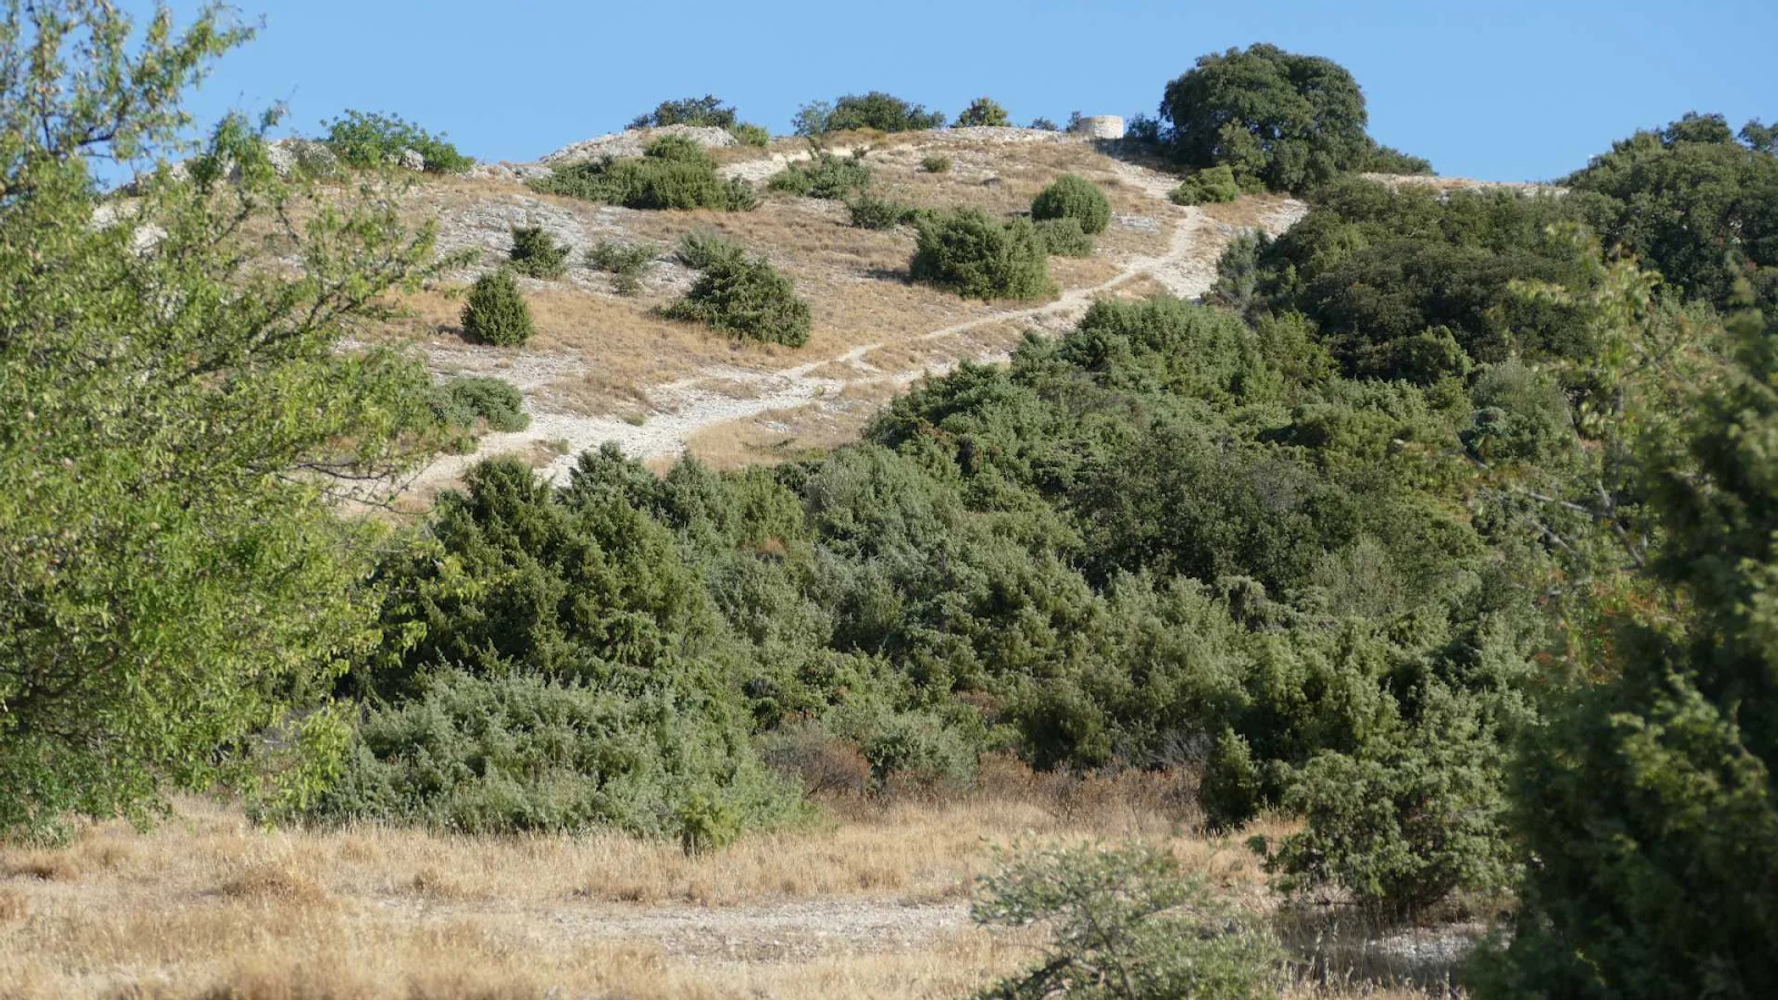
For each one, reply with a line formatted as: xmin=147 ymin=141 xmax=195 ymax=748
xmin=628 ymin=94 xmax=737 ymax=130
xmin=954 ymin=97 xmax=1011 ymax=128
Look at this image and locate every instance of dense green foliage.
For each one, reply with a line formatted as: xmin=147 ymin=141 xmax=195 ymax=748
xmin=461 ymin=269 xmax=534 ymax=346
xmin=507 ymin=225 xmax=571 ymax=279
xmin=847 ymin=191 xmax=919 ymax=230
xmin=955 ymin=97 xmax=1011 ymax=128
xmin=663 ymin=235 xmax=812 ymax=347
xmin=532 ymin=136 xmax=758 ymax=211
xmin=426 ymin=376 xmax=530 ymax=453
xmin=1158 ymin=44 xmax=1425 ymax=192
xmin=1030 ymin=174 xmax=1111 ymax=235
xmin=727 ymin=122 xmax=770 ymax=147
xmin=0 ymin=1 xmax=446 ymax=835
xmin=766 ymin=148 xmax=874 ymax=199
xmin=322 ymin=109 xmax=472 ymax=174
xmin=585 ymin=239 xmax=658 ymax=294
xmin=794 ymin=92 xmax=946 ymax=135
xmin=1169 ymin=165 xmax=1242 ymax=205
xmin=920 ymin=154 xmax=952 ymax=173
xmin=911 ymin=209 xmax=1056 ymax=300
xmin=1034 ymin=217 xmax=1095 ymax=257
xmin=972 ymin=843 xmax=1282 ymax=1000
xmin=628 ymin=94 xmax=736 ymax=130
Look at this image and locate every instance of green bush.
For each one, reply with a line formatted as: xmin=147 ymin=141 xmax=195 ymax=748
xmin=910 ymin=209 xmax=1056 ymax=301
xmin=847 ymin=192 xmax=917 ymax=230
xmin=460 ymin=269 xmax=534 ymax=346
xmin=1169 ymin=165 xmax=1241 ymax=205
xmin=507 ymin=225 xmax=571 ymax=279
xmin=585 ymin=239 xmax=658 ymax=294
xmin=920 ymin=154 xmax=952 ymax=173
xmin=674 ymin=229 xmax=745 ymax=271
xmin=628 ymin=94 xmax=736 ymax=130
xmin=1029 ymin=117 xmax=1059 ymax=132
xmin=1031 ymin=174 xmax=1111 ymax=235
xmin=322 ymin=109 xmax=472 ymax=174
xmin=972 ymin=842 xmax=1282 ymax=1000
xmin=954 ymin=97 xmax=1011 ymax=128
xmin=532 ymin=136 xmax=756 ymax=211
xmin=727 ymin=122 xmax=770 ymax=147
xmin=665 ymin=238 xmax=812 ymax=347
xmin=426 ymin=376 xmax=530 ymax=453
xmin=766 ymin=149 xmax=873 ymax=199
xmin=1034 ymin=216 xmax=1095 ymax=257
xmin=800 ymin=91 xmax=946 ymax=134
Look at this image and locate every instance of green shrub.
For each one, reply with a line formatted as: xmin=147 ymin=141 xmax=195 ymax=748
xmin=426 ymin=376 xmax=530 ymax=452
xmin=954 ymin=97 xmax=1011 ymax=128
xmin=727 ymin=122 xmax=771 ymax=147
xmin=628 ymin=94 xmax=736 ymax=130
xmin=460 ymin=269 xmax=534 ymax=346
xmin=920 ymin=154 xmax=952 ymax=173
xmin=585 ymin=239 xmax=658 ymax=294
xmin=664 ymin=241 xmax=812 ymax=347
xmin=305 ymin=670 xmax=802 ymax=843
xmin=507 ymin=225 xmax=571 ymax=279
xmin=972 ymin=842 xmax=1282 ymax=1000
xmin=1029 ymin=117 xmax=1059 ymax=132
xmin=828 ymin=703 xmax=979 ymax=791
xmin=532 ymin=136 xmax=756 ymax=211
xmin=1169 ymin=165 xmax=1241 ymax=205
xmin=322 ymin=109 xmax=472 ymax=174
xmin=674 ymin=229 xmax=745 ymax=271
xmin=1031 ymin=173 xmax=1111 ymax=234
xmin=910 ymin=209 xmax=1055 ymax=301
xmin=805 ymin=91 xmax=945 ymax=134
xmin=1034 ymin=216 xmax=1095 ymax=257
xmin=1200 ymin=728 xmax=1264 ymax=831
xmin=847 ymin=192 xmax=917 ymax=230
xmin=766 ymin=149 xmax=873 ymax=199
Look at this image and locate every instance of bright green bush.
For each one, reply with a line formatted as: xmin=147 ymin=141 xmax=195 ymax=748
xmin=427 ymin=375 xmax=529 ymax=452
xmin=322 ymin=109 xmax=472 ymax=174
xmin=954 ymin=97 xmax=1011 ymax=128
xmin=1034 ymin=216 xmax=1095 ymax=257
xmin=910 ymin=209 xmax=1055 ymax=301
xmin=766 ymin=149 xmax=873 ymax=199
xmin=1031 ymin=174 xmax=1111 ymax=234
xmin=847 ymin=192 xmax=917 ymax=230
xmin=460 ymin=269 xmax=534 ymax=346
xmin=507 ymin=225 xmax=571 ymax=279
xmin=727 ymin=122 xmax=770 ymax=147
xmin=532 ymin=136 xmax=756 ymax=211
xmin=972 ymin=842 xmax=1282 ymax=1000
xmin=1169 ymin=165 xmax=1241 ymax=205
xmin=920 ymin=154 xmax=952 ymax=173
xmin=665 ymin=239 xmax=812 ymax=347
xmin=585 ymin=239 xmax=658 ymax=294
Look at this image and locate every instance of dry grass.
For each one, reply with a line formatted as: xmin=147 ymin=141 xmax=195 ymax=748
xmin=0 ymin=756 xmax=1451 ymax=1000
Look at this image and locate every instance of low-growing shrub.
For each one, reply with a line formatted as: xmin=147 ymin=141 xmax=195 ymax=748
xmin=727 ymin=122 xmax=771 ymax=147
xmin=1031 ymin=173 xmax=1112 ymax=234
xmin=507 ymin=225 xmax=571 ymax=279
xmin=628 ymin=94 xmax=736 ymax=130
xmin=847 ymin=192 xmax=918 ymax=230
xmin=665 ymin=237 xmax=811 ymax=347
xmin=674 ymin=229 xmax=745 ymax=271
xmin=973 ymin=842 xmax=1283 ymax=1000
xmin=460 ymin=269 xmax=534 ymax=346
xmin=804 ymin=91 xmax=945 ymax=134
xmin=427 ymin=376 xmax=530 ymax=452
xmin=1035 ymin=216 xmax=1095 ymax=257
xmin=920 ymin=155 xmax=952 ymax=173
xmin=954 ymin=97 xmax=1010 ymax=128
xmin=767 ymin=148 xmax=873 ymax=200
xmin=585 ymin=239 xmax=658 ymax=294
xmin=532 ymin=136 xmax=756 ymax=211
xmin=910 ymin=209 xmax=1055 ymax=301
xmin=322 ymin=109 xmax=472 ymax=174
xmin=1170 ymin=165 xmax=1242 ymax=205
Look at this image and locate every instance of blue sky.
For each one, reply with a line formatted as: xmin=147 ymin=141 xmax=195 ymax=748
xmin=155 ymin=0 xmax=1772 ymax=181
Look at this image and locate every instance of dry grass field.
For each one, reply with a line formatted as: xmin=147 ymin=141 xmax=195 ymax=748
xmin=0 ymin=760 xmax=1466 ymax=1000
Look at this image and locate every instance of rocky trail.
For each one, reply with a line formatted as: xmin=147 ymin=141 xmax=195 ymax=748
xmin=401 ymin=155 xmax=1304 ymax=496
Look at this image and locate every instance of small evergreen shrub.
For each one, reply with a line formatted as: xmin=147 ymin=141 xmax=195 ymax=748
xmin=973 ymin=842 xmax=1283 ymax=1000
xmin=322 ymin=109 xmax=472 ymax=174
xmin=920 ymin=155 xmax=952 ymax=173
xmin=847 ymin=192 xmax=917 ymax=230
xmin=507 ymin=225 xmax=571 ymax=279
xmin=427 ymin=376 xmax=530 ymax=452
xmin=585 ymin=239 xmax=658 ymax=294
xmin=910 ymin=209 xmax=1056 ymax=301
xmin=953 ymin=97 xmax=1011 ymax=128
xmin=460 ymin=269 xmax=534 ymax=346
xmin=674 ymin=230 xmax=745 ymax=271
xmin=1031 ymin=174 xmax=1112 ymax=234
xmin=727 ymin=122 xmax=771 ymax=147
xmin=767 ymin=149 xmax=873 ymax=200
xmin=1169 ymin=165 xmax=1242 ymax=205
xmin=628 ymin=94 xmax=737 ymax=130
xmin=665 ymin=238 xmax=811 ymax=347
xmin=810 ymin=91 xmax=946 ymax=134
xmin=1029 ymin=117 xmax=1059 ymax=131
xmin=1034 ymin=216 xmax=1095 ymax=257
xmin=532 ymin=136 xmax=756 ymax=211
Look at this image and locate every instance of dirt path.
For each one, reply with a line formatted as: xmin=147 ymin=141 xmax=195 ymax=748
xmin=403 ymin=160 xmax=1304 ymax=494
